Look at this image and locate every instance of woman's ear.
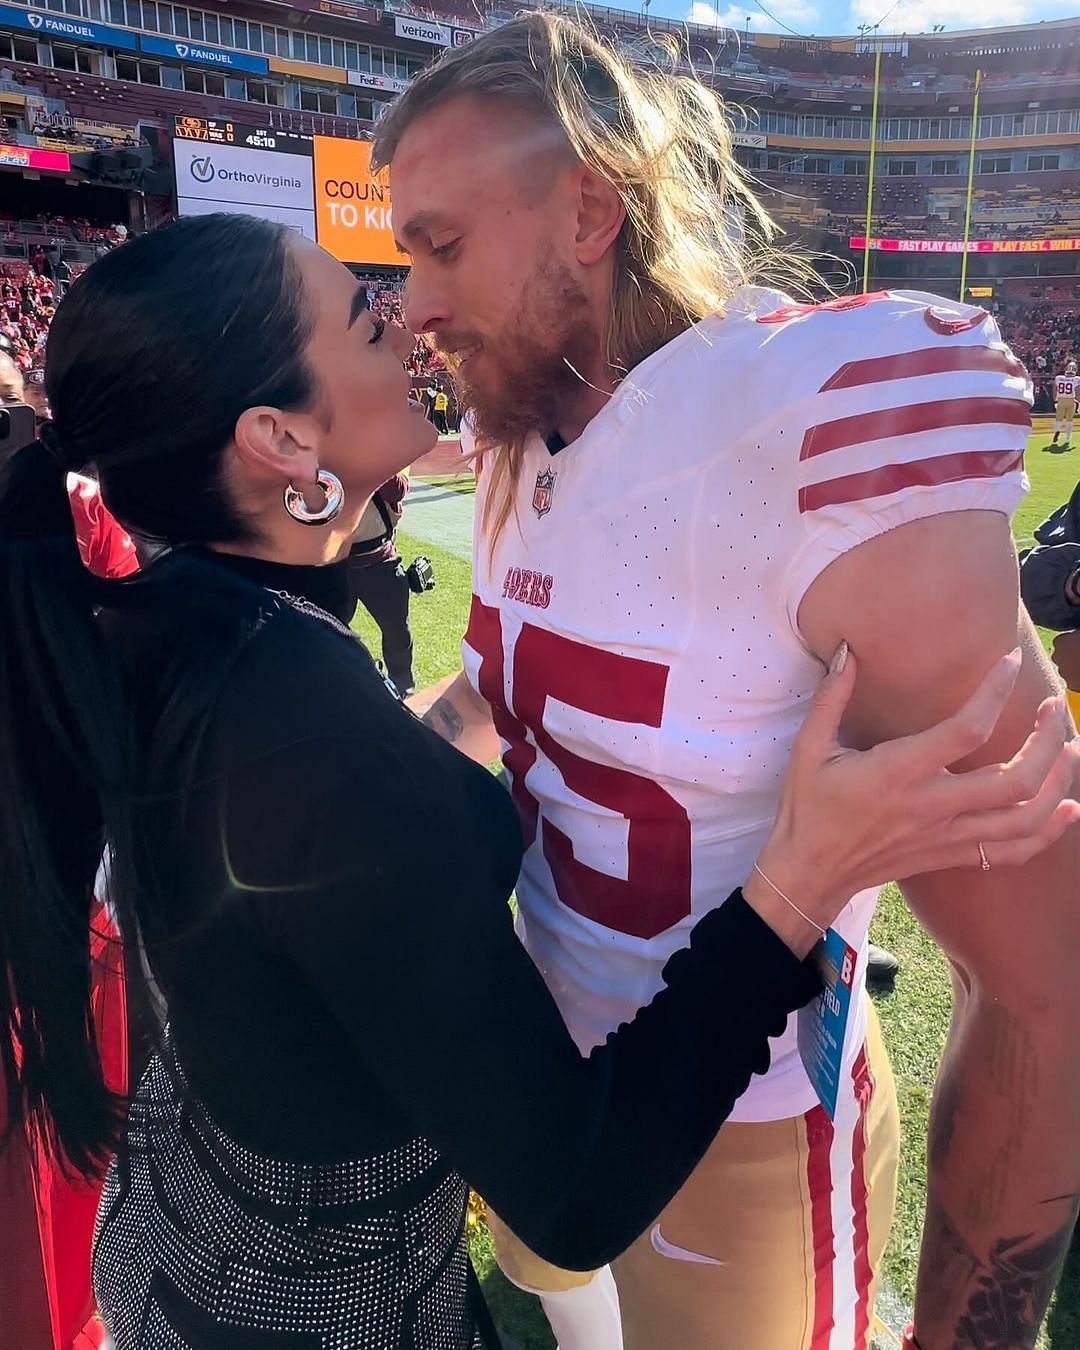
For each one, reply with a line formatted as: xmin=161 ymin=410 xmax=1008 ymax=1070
xmin=233 ymin=406 xmax=320 ymax=487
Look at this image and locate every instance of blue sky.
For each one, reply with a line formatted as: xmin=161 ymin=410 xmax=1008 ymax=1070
xmin=644 ymin=0 xmax=1080 ymax=41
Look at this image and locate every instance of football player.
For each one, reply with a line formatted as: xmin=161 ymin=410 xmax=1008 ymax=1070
xmin=1049 ymin=358 xmax=1077 ymax=449
xmin=378 ymin=16 xmax=1080 ymax=1350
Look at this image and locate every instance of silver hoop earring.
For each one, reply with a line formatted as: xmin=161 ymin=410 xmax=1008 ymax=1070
xmin=283 ymin=470 xmax=344 ymax=526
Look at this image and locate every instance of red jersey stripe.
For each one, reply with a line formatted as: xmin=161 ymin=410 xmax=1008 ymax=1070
xmin=820 ymin=345 xmax=1027 ymax=393
xmin=465 ymin=594 xmax=539 ymax=850
xmin=850 ymin=1048 xmax=874 ymax=1349
xmin=755 ymin=292 xmax=892 ymax=324
xmin=801 ymin=397 xmax=1030 ymax=461
xmin=925 ymin=305 xmax=988 ymax=335
xmin=799 ymin=448 xmax=1024 ymax=514
xmin=807 ymin=1105 xmax=837 ymax=1348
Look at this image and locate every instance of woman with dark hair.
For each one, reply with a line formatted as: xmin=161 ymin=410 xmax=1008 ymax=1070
xmin=0 ymin=215 xmax=1074 ymax=1350
xmin=0 ymin=342 xmax=132 ymax=1350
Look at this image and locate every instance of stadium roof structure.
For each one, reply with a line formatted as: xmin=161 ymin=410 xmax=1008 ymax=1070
xmin=748 ymin=13 xmax=1080 ymax=41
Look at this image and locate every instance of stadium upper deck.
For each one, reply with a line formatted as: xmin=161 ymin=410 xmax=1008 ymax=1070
xmin=1 ymin=0 xmax=1077 ymax=286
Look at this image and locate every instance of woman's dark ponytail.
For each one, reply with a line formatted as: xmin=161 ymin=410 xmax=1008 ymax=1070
xmin=0 ymin=214 xmax=315 ymax=1175
xmin=0 ymin=435 xmax=122 ymax=1175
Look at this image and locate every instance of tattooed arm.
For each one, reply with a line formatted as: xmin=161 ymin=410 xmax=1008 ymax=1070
xmin=800 ymin=511 xmax=1080 ymax=1350
xmin=408 ymin=669 xmax=502 ymax=764
xmin=913 ymin=985 xmax=1077 ymax=1349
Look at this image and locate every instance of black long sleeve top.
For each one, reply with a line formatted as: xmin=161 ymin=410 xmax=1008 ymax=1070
xmin=107 ymin=546 xmax=820 ymax=1271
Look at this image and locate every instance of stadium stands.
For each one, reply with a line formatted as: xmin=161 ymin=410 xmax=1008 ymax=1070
xmin=0 ymin=0 xmax=1076 ymax=388
xmin=756 ymin=174 xmax=1080 ymax=246
xmin=0 ymin=65 xmax=370 ymax=141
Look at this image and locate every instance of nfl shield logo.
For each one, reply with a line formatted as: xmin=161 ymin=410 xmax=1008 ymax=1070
xmin=532 ymin=468 xmax=556 ymax=518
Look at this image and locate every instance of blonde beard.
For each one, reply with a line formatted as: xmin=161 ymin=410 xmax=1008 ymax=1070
xmin=446 ymin=253 xmax=599 ymax=449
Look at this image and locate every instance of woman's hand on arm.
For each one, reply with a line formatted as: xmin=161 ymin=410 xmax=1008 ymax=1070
xmin=745 ymin=643 xmax=1080 ymax=957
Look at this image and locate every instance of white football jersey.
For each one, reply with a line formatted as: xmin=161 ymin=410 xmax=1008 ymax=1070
xmin=1056 ymin=374 xmax=1077 ymax=401
xmin=463 ymin=289 xmax=1030 ymax=1123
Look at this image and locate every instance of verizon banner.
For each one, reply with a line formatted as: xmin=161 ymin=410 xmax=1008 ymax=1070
xmin=394 ymin=14 xmax=451 ymax=45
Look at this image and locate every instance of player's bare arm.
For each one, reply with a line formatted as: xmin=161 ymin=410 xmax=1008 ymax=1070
xmin=408 ymin=668 xmax=501 ymax=763
xmin=800 ymin=509 xmax=1080 ymax=1350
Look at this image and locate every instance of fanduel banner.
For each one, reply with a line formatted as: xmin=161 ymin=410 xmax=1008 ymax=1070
xmin=141 ymin=33 xmax=268 ymax=73
xmin=0 ymin=3 xmax=137 ymax=49
xmin=393 ymin=14 xmax=450 ymax=45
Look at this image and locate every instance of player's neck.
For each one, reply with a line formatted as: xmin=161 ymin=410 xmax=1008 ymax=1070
xmin=553 ymin=381 xmax=616 ymax=447
xmin=556 ymin=319 xmax=683 ymax=442
xmin=551 ymin=317 xmax=691 ymax=446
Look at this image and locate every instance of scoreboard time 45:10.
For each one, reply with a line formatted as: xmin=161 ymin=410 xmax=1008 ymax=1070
xmin=174 ymin=117 xmax=310 ymax=152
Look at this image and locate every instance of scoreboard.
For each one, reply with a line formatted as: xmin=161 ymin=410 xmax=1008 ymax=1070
xmin=174 ymin=116 xmax=310 ymax=154
xmin=174 ymin=115 xmax=240 ymax=144
xmin=171 ymin=116 xmax=396 ymax=265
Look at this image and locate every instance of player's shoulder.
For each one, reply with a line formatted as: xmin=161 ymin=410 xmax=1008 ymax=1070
xmin=750 ymin=288 xmax=1005 ymax=362
xmin=714 ymin=288 xmax=1026 ymax=420
xmin=669 ymin=288 xmax=1011 ymax=395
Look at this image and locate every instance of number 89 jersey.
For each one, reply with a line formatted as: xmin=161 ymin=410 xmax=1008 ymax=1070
xmin=463 ymin=288 xmax=1029 ymax=1124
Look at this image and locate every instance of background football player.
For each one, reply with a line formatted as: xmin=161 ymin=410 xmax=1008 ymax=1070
xmin=1049 ymin=358 xmax=1078 ymax=449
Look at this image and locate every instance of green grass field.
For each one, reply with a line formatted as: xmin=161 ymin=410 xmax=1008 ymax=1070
xmin=353 ymin=422 xmax=1079 ymax=1349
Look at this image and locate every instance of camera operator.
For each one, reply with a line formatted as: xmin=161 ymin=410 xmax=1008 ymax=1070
xmin=0 ymin=342 xmax=39 ymax=456
xmin=348 ymin=473 xmax=416 ymax=696
xmin=1019 ymin=479 xmax=1080 ymax=718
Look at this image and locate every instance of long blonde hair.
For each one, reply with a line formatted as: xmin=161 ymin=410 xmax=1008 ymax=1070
xmin=373 ymin=10 xmax=804 ymax=548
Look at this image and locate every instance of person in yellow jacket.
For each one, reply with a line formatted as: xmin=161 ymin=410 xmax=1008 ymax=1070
xmin=433 ymin=386 xmax=450 ymax=434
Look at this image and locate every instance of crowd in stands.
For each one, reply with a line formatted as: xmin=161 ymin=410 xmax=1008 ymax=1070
xmin=0 ymin=262 xmax=54 ymax=375
xmin=997 ymin=297 xmax=1080 ymax=409
xmin=764 ymin=174 xmax=1080 ymax=246
xmin=723 ymin=62 xmax=1057 ymax=96
xmin=1 ymin=105 xmax=146 ymax=150
xmin=0 ymin=217 xmax=117 ymax=374
xmin=369 ymin=286 xmax=447 ymax=380
xmin=1 ymin=212 xmax=127 ymax=249
xmin=2 ymin=246 xmax=447 ymax=395
xmin=818 ymin=212 xmax=1074 ymax=242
